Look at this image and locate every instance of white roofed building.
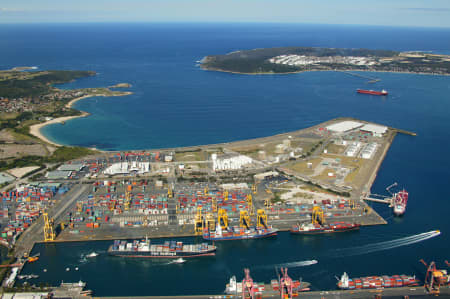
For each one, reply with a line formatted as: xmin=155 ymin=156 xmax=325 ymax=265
xmin=326 ymin=121 xmax=363 ymax=133
xmin=360 ymin=124 xmax=388 ymax=137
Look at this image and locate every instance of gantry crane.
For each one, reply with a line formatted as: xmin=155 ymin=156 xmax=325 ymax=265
xmin=43 ymin=212 xmax=55 ymax=242
xmin=246 ymin=194 xmax=254 ymax=215
xmin=206 ymin=213 xmax=216 ymax=231
xmin=204 ymin=186 xmax=209 ymax=196
xmin=124 ymin=191 xmax=132 ymax=211
xmin=420 ymin=259 xmax=450 ymax=294
xmin=167 ymin=187 xmax=173 ymax=198
xmin=194 ymin=206 xmax=204 ymax=235
xmin=240 ymin=210 xmax=251 ymax=229
xmin=212 ymin=198 xmax=217 ymax=213
xmin=218 ymin=208 xmax=229 ymax=230
xmin=223 ymin=190 xmax=229 ymax=201
xmin=280 ymin=267 xmax=293 ymax=299
xmin=256 ymin=209 xmax=268 ymax=229
xmin=312 ymin=206 xmax=325 ymax=225
xmin=252 ymin=184 xmax=257 ymax=194
xmin=242 ymin=268 xmax=255 ymax=299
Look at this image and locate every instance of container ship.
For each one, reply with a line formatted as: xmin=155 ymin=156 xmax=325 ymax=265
xmin=338 ymin=272 xmax=419 ymax=290
xmin=393 ymin=189 xmax=408 ymax=216
xmin=203 ymin=224 xmax=277 ymax=241
xmin=357 ymin=89 xmax=388 ymax=96
xmin=290 ymin=221 xmax=360 ymax=235
xmin=107 ymin=238 xmax=216 ymax=258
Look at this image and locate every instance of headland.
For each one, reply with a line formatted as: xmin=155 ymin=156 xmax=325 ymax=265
xmin=200 ymin=46 xmax=450 ymax=75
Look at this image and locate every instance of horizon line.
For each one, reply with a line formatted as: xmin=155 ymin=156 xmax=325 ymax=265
xmin=1 ymin=21 xmax=450 ymax=30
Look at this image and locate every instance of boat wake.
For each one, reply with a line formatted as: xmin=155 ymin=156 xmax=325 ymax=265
xmin=257 ymin=259 xmax=318 ymax=269
xmin=331 ymin=230 xmax=441 ymax=257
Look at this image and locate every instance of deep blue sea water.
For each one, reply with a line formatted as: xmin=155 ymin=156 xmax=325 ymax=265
xmin=1 ymin=23 xmax=450 ymax=296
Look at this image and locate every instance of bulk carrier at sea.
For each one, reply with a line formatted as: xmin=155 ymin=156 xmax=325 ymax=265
xmin=357 ymin=89 xmax=388 ymax=95
xmin=107 ymin=238 xmax=216 ymax=258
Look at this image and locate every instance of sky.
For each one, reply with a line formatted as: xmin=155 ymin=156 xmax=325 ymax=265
xmin=1 ymin=0 xmax=450 ymax=27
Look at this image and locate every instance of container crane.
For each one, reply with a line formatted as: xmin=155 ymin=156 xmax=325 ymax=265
xmin=167 ymin=187 xmax=173 ymax=198
xmin=240 ymin=210 xmax=251 ymax=229
xmin=212 ymin=198 xmax=217 ymax=213
xmin=43 ymin=212 xmax=55 ymax=242
xmin=246 ymin=194 xmax=254 ymax=215
xmin=206 ymin=213 xmax=216 ymax=231
xmin=280 ymin=267 xmax=293 ymax=299
xmin=252 ymin=184 xmax=257 ymax=194
xmin=218 ymin=208 xmax=228 ymax=230
xmin=223 ymin=190 xmax=229 ymax=201
xmin=242 ymin=268 xmax=256 ymax=299
xmin=204 ymin=186 xmax=209 ymax=196
xmin=194 ymin=207 xmax=204 ymax=235
xmin=312 ymin=206 xmax=325 ymax=225
xmin=420 ymin=259 xmax=450 ymax=294
xmin=256 ymin=209 xmax=268 ymax=229
xmin=124 ymin=191 xmax=132 ymax=211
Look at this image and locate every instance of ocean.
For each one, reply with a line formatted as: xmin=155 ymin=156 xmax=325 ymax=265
xmin=1 ymin=23 xmax=450 ymax=296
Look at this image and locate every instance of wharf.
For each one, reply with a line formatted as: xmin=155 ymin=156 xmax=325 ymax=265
xmin=97 ymin=285 xmax=450 ymax=299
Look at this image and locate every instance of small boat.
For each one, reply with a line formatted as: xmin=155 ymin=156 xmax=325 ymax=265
xmin=27 ymin=253 xmax=40 ymax=263
xmin=357 ymin=89 xmax=388 ymax=96
xmin=86 ymin=252 xmax=99 ymax=258
xmin=172 ymin=258 xmax=186 ymax=264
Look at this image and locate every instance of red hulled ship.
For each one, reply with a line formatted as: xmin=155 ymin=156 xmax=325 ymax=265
xmin=357 ymin=89 xmax=388 ymax=96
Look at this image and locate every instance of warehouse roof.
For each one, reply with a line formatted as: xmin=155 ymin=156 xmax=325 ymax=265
xmin=58 ymin=163 xmax=84 ymax=171
xmin=326 ymin=121 xmax=363 ymax=133
xmin=360 ymin=124 xmax=388 ymax=135
xmin=0 ymin=172 xmax=15 ymax=185
xmin=46 ymin=170 xmax=72 ymax=179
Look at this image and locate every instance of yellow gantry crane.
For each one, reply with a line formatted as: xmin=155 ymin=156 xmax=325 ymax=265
xmin=252 ymin=184 xmax=257 ymax=194
xmin=256 ymin=209 xmax=268 ymax=229
xmin=312 ymin=206 xmax=325 ymax=225
xmin=124 ymin=191 xmax=132 ymax=211
xmin=246 ymin=194 xmax=254 ymax=215
xmin=217 ymin=208 xmax=228 ymax=229
xmin=223 ymin=190 xmax=229 ymax=201
xmin=239 ymin=210 xmax=251 ymax=229
xmin=204 ymin=186 xmax=209 ymax=196
xmin=167 ymin=187 xmax=173 ymax=198
xmin=194 ymin=207 xmax=204 ymax=235
xmin=212 ymin=198 xmax=217 ymax=213
xmin=206 ymin=213 xmax=216 ymax=231
xmin=43 ymin=212 xmax=55 ymax=242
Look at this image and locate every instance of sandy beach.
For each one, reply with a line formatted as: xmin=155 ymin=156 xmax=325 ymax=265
xmin=29 ymin=95 xmax=95 ymax=147
xmin=29 ymin=92 xmax=132 ymax=147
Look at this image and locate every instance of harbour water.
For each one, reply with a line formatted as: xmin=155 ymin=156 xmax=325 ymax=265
xmin=1 ymin=23 xmax=450 ymax=296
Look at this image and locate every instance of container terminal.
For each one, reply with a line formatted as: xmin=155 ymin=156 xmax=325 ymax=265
xmin=0 ymin=117 xmax=421 ymax=295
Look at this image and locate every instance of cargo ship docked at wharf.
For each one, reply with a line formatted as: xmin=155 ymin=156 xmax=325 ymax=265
xmin=107 ymin=238 xmax=216 ymax=258
xmin=226 ymin=268 xmax=310 ymax=298
xmin=201 ymin=208 xmax=277 ymax=241
xmin=357 ymin=89 xmax=388 ymax=96
xmin=393 ymin=189 xmax=408 ymax=216
xmin=290 ymin=206 xmax=360 ymax=235
xmin=338 ymin=272 xmax=419 ymax=290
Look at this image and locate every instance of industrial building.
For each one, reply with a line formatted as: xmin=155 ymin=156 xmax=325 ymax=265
xmin=58 ymin=163 xmax=85 ymax=172
xmin=360 ymin=124 xmax=388 ymax=137
xmin=103 ymin=162 xmax=150 ymax=175
xmin=46 ymin=170 xmax=72 ymax=180
xmin=0 ymin=172 xmax=15 ymax=185
xmin=326 ymin=121 xmax=363 ymax=133
xmin=211 ymin=153 xmax=253 ymax=171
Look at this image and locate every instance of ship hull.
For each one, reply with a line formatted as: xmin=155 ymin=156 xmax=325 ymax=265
xmin=357 ymin=89 xmax=388 ymax=96
xmin=338 ymin=275 xmax=419 ymax=290
xmin=107 ymin=251 xmax=216 ymax=258
xmin=291 ymin=226 xmax=360 ymax=235
xmin=203 ymin=230 xmax=277 ymax=241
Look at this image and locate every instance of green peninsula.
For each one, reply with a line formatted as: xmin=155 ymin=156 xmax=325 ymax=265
xmin=200 ymin=47 xmax=450 ymax=75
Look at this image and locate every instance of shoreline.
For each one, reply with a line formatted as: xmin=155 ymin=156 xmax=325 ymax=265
xmin=29 ymin=92 xmax=132 ymax=148
xmin=200 ymin=65 xmax=450 ymax=76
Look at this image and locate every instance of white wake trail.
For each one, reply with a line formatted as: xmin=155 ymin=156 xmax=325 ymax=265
xmin=332 ymin=230 xmax=441 ymax=257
